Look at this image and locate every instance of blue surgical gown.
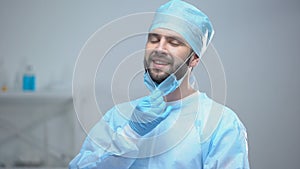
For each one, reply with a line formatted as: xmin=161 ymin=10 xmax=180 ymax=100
xmin=69 ymin=91 xmax=250 ymax=169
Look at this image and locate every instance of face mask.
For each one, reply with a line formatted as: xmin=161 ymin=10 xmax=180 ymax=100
xmin=144 ymin=70 xmax=188 ymax=96
xmin=143 ymin=52 xmax=194 ymax=96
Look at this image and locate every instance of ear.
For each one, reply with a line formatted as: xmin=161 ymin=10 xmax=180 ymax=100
xmin=189 ymin=53 xmax=200 ymax=67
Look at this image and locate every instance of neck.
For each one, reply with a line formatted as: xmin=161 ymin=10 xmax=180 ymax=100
xmin=164 ymin=73 xmax=197 ymax=102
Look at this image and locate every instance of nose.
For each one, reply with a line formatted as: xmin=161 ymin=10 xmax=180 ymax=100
xmin=156 ymin=37 xmax=167 ymax=52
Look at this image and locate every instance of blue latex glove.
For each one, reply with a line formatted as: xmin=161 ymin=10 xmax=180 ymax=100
xmin=129 ymin=90 xmax=172 ymax=136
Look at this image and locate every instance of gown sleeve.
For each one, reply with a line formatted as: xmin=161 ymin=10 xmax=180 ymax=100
xmin=203 ymin=108 xmax=250 ymax=169
xmin=69 ymin=106 xmax=139 ymax=169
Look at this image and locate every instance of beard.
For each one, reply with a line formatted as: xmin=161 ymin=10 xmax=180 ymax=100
xmin=144 ymin=51 xmax=190 ymax=84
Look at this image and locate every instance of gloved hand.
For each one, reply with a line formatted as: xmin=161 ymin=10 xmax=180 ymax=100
xmin=129 ymin=90 xmax=172 ymax=136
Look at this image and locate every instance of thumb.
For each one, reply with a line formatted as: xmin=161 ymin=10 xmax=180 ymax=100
xmin=160 ymin=105 xmax=172 ymax=119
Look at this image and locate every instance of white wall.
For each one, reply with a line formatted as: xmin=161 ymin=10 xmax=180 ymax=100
xmin=0 ymin=0 xmax=299 ymax=168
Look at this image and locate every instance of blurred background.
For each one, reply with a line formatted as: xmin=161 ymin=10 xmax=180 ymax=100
xmin=0 ymin=0 xmax=299 ymax=168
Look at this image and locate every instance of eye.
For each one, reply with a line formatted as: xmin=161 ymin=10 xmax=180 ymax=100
xmin=148 ymin=34 xmax=160 ymax=43
xmin=168 ymin=38 xmax=184 ymax=47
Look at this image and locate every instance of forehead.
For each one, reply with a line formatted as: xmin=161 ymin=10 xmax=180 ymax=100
xmin=149 ymin=28 xmax=187 ymax=41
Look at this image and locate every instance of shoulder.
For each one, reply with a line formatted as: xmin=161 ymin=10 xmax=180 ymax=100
xmin=217 ymin=105 xmax=247 ymax=138
xmin=198 ymin=93 xmax=247 ymax=143
xmin=202 ymin=99 xmax=248 ymax=148
xmin=199 ymin=100 xmax=249 ymax=168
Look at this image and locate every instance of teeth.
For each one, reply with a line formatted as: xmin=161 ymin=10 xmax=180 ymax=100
xmin=154 ymin=60 xmax=167 ymax=65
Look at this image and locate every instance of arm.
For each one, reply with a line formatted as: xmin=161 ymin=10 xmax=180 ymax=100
xmin=203 ymin=110 xmax=250 ymax=169
xmin=69 ymin=90 xmax=170 ymax=168
xmin=69 ymin=110 xmax=139 ymax=169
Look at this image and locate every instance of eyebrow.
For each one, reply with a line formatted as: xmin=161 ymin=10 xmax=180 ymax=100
xmin=148 ymin=33 xmax=189 ymax=45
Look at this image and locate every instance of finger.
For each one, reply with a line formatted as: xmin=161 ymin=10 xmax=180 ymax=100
xmin=151 ymin=96 xmax=164 ymax=106
xmin=160 ymin=105 xmax=172 ymax=118
xmin=150 ymin=89 xmax=163 ymax=99
xmin=157 ymin=100 xmax=166 ymax=109
xmin=149 ymin=101 xmax=166 ymax=115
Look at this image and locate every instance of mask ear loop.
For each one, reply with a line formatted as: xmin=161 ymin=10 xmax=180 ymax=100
xmin=171 ymin=50 xmax=195 ymax=78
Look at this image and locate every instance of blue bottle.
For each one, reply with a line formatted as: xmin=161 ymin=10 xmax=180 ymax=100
xmin=22 ymin=65 xmax=36 ymax=91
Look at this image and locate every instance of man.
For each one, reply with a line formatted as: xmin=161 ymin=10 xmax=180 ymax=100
xmin=69 ymin=0 xmax=250 ymax=168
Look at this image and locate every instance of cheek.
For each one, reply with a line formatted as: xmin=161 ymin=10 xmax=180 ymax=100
xmin=145 ymin=43 xmax=154 ymax=55
xmin=171 ymin=52 xmax=187 ymax=64
xmin=169 ymin=46 xmax=190 ymax=57
xmin=145 ymin=42 xmax=155 ymax=50
xmin=144 ymin=51 xmax=151 ymax=63
xmin=177 ymin=48 xmax=191 ymax=63
xmin=144 ymin=51 xmax=152 ymax=68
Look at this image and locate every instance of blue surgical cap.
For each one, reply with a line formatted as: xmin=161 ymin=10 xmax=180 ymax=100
xmin=149 ymin=0 xmax=214 ymax=58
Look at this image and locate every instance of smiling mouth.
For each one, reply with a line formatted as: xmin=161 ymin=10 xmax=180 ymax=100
xmin=153 ymin=60 xmax=169 ymax=65
xmin=151 ymin=59 xmax=171 ymax=71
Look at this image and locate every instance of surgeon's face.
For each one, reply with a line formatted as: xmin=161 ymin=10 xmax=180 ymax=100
xmin=144 ymin=28 xmax=193 ymax=84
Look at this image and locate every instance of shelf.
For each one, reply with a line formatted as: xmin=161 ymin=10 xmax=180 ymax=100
xmin=0 ymin=91 xmax=75 ymax=167
xmin=0 ymin=91 xmax=73 ymax=104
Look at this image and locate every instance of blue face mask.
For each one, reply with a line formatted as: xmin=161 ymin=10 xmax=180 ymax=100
xmin=143 ymin=51 xmax=194 ymax=96
xmin=143 ymin=71 xmax=187 ymax=96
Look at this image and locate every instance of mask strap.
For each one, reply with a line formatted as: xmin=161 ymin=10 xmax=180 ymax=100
xmin=172 ymin=51 xmax=195 ymax=77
